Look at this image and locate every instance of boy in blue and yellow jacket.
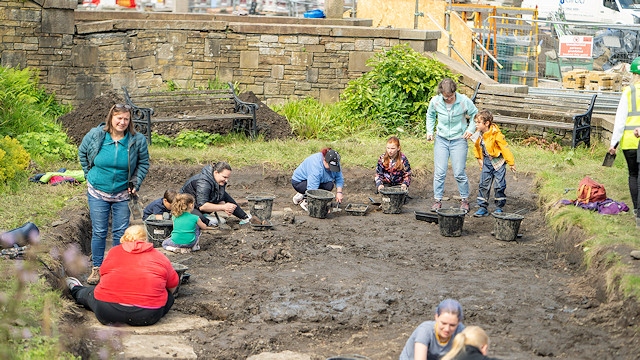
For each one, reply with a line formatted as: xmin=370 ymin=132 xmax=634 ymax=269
xmin=472 ymin=110 xmax=516 ymax=217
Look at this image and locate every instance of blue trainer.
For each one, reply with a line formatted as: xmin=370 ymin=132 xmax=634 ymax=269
xmin=473 ymin=207 xmax=489 ymax=217
xmin=494 ymin=208 xmax=504 ymax=214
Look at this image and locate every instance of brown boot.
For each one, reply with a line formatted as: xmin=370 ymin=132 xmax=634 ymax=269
xmin=87 ymin=266 xmax=100 ymax=285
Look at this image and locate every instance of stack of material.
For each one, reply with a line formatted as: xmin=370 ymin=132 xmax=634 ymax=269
xmin=562 ymin=69 xmax=589 ymax=89
xmin=584 ymin=71 xmax=622 ymax=91
xmin=562 ymin=70 xmax=622 ymax=91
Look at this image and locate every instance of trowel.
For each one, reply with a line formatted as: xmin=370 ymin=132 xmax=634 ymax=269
xmin=129 ymin=193 xmax=143 ymax=221
xmin=128 ymin=181 xmax=144 ymax=221
xmin=214 ymin=212 xmax=232 ymax=230
xmin=602 ymin=142 xmax=618 ymax=167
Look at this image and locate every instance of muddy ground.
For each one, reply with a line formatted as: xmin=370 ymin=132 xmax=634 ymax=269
xmin=48 ymin=163 xmax=639 ymax=360
xmin=49 ymin=93 xmax=640 ymax=359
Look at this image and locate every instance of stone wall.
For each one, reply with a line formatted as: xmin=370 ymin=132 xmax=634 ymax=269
xmin=1 ymin=5 xmax=440 ymax=107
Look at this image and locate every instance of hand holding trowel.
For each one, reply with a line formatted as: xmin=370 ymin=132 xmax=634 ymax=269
xmin=128 ymin=181 xmax=143 ymax=221
xmin=602 ymin=142 xmax=618 ymax=167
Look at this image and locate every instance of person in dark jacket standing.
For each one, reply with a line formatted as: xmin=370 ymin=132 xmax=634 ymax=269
xmin=440 ymin=326 xmax=499 ymax=360
xmin=180 ymin=161 xmax=251 ymax=226
xmin=78 ymin=103 xmax=149 ymax=285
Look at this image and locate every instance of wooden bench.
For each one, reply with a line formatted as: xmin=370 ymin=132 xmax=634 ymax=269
xmin=528 ymin=87 xmax=620 ymax=124
xmin=122 ymin=82 xmax=258 ymax=144
xmin=471 ymin=83 xmax=597 ymax=148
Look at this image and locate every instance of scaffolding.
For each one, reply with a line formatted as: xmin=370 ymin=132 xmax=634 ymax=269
xmin=452 ymin=4 xmax=539 ymax=86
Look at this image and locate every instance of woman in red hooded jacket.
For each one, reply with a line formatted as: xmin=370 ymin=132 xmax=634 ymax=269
xmin=65 ymin=225 xmax=179 ymax=326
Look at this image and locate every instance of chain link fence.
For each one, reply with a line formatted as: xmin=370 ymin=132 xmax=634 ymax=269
xmin=465 ymin=5 xmax=640 ymax=87
xmin=478 ymin=17 xmax=638 ymax=86
xmin=539 ymin=21 xmax=638 ymax=79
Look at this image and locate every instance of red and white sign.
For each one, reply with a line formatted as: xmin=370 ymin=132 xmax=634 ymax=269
xmin=558 ymin=35 xmax=593 ymax=59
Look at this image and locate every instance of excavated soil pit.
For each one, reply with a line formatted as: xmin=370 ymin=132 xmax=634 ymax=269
xmin=44 ymin=163 xmax=640 ymax=359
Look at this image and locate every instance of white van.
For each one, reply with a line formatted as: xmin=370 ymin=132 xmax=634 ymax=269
xmin=521 ymin=0 xmax=640 ymax=24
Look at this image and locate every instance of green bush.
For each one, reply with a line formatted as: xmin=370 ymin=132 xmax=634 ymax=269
xmin=340 ymin=43 xmax=456 ymax=136
xmin=150 ymin=130 xmax=221 ymax=149
xmin=174 ymin=130 xmax=221 ymax=149
xmin=151 ymin=133 xmax=173 ymax=148
xmin=0 ymin=67 xmax=71 ymax=137
xmin=0 ymin=65 xmax=73 ymax=168
xmin=0 ymin=136 xmax=30 ymax=183
xmin=17 ymin=123 xmax=77 ymax=164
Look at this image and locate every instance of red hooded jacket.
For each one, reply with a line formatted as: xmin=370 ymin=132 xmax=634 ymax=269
xmin=94 ymin=241 xmax=179 ymax=308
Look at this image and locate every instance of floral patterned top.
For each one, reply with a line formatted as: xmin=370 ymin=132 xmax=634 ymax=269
xmin=375 ymin=152 xmax=412 ymax=188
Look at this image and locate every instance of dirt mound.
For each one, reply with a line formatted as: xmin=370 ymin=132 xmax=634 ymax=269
xmin=58 ymin=91 xmax=123 ymax=146
xmin=57 ymin=91 xmax=292 ymax=145
xmin=239 ymin=92 xmax=293 ymax=141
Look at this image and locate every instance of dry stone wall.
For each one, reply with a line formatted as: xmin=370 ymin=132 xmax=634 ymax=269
xmin=1 ymin=5 xmax=440 ymax=107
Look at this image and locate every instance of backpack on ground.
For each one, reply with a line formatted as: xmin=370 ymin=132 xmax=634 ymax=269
xmin=576 ymin=176 xmax=607 ymax=204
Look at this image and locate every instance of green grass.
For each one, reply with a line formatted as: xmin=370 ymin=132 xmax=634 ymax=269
xmin=0 ymin=260 xmax=79 ymax=360
xmin=0 ymin=166 xmax=86 ymax=229
xmin=0 ymin=161 xmax=84 ymax=359
xmin=272 ymin=98 xmax=383 ymax=140
xmin=535 ymin=145 xmax=638 ymax=248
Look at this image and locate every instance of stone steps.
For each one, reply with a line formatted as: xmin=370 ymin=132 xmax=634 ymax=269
xmin=85 ymin=311 xmax=212 ymax=359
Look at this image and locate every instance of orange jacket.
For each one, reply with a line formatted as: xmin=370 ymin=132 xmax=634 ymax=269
xmin=472 ymin=123 xmax=515 ymax=166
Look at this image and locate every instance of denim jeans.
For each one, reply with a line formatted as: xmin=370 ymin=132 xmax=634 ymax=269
xmin=477 ymin=157 xmax=507 ymax=209
xmin=162 ymin=227 xmax=200 ymax=248
xmin=291 ymin=179 xmax=334 ymax=196
xmin=87 ymin=192 xmax=130 ymax=267
xmin=433 ymin=135 xmax=469 ymax=200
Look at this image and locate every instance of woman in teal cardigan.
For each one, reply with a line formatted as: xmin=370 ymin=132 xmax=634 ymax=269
xmin=79 ymin=103 xmax=149 ymax=285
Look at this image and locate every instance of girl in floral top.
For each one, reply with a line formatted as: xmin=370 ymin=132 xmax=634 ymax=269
xmin=375 ymin=136 xmax=412 ymax=192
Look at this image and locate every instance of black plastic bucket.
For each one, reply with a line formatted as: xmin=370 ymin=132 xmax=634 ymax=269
xmin=246 ymin=194 xmax=275 ymax=221
xmin=305 ymin=189 xmax=335 ymax=218
xmin=171 ymin=263 xmax=189 ymax=297
xmin=379 ymin=187 xmax=407 ymax=214
xmin=493 ymin=212 xmax=524 ymax=241
xmin=326 ymin=355 xmax=371 ymax=360
xmin=144 ymin=218 xmax=173 ymax=247
xmin=436 ymin=208 xmax=466 ymax=237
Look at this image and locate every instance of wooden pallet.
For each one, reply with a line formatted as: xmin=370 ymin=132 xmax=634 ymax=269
xmin=584 ymin=71 xmax=622 ymax=91
xmin=562 ymin=70 xmax=589 ymax=89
